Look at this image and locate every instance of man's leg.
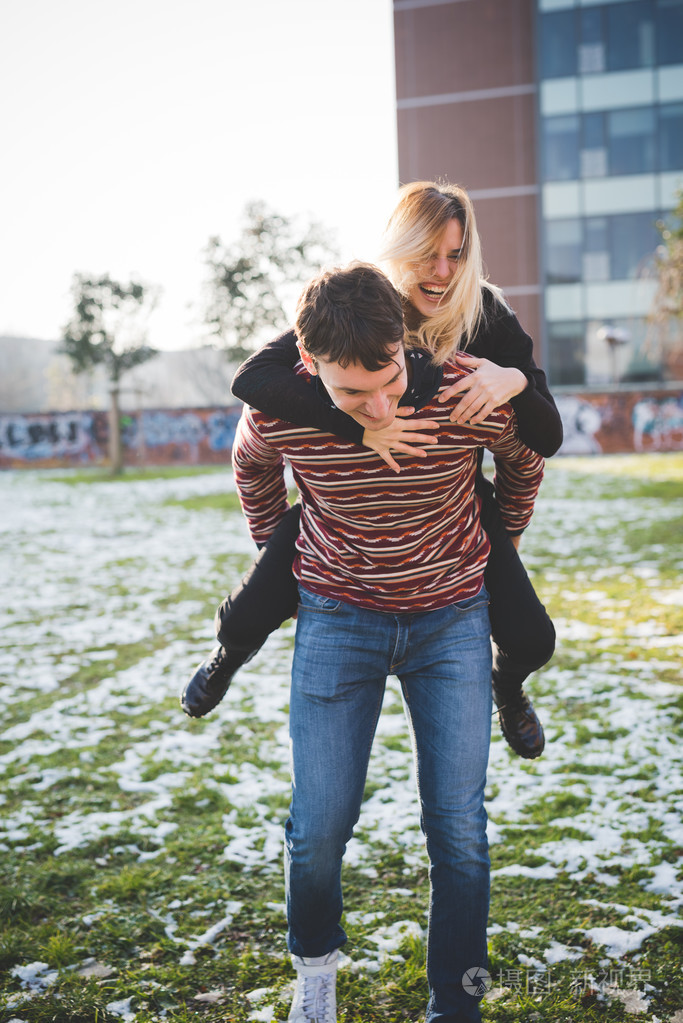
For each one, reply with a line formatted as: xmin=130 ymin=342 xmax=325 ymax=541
xmin=399 ymin=590 xmax=493 ymax=1023
xmin=286 ymin=587 xmax=390 ymax=958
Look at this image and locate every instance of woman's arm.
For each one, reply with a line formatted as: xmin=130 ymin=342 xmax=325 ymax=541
xmin=231 ymin=329 xmax=365 ymax=443
xmin=231 ymin=330 xmax=439 ymax=467
xmin=440 ymin=292 xmax=563 ymax=457
xmin=507 ymin=358 xmax=563 ymax=457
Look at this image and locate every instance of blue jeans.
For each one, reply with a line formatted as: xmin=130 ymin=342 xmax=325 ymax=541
xmin=286 ymin=585 xmax=492 ymax=1023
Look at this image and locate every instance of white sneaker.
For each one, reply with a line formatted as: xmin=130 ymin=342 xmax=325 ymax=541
xmin=288 ymin=949 xmax=338 ymax=1023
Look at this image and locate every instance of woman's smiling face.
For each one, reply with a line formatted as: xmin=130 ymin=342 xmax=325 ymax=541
xmin=407 ymin=218 xmax=464 ymax=317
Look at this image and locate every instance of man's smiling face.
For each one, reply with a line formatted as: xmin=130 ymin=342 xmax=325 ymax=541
xmin=298 ymin=342 xmax=408 ymax=432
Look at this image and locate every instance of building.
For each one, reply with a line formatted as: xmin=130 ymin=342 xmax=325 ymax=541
xmin=393 ymin=0 xmax=683 ymax=388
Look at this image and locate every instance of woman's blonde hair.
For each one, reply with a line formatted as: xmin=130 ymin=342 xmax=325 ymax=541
xmin=379 ymin=180 xmax=507 ymax=364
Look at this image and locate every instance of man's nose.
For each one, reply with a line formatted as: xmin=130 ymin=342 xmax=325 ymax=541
xmin=366 ymin=392 xmax=391 ymax=419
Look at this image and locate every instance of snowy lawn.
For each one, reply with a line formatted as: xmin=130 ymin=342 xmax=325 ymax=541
xmin=0 ymin=455 xmax=681 ymax=1023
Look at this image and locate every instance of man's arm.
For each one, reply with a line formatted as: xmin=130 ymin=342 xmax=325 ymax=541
xmin=231 ymin=407 xmax=291 ymax=546
xmin=485 ymin=415 xmax=545 ymax=537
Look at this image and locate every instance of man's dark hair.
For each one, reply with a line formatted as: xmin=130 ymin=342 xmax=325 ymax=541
xmin=295 ymin=262 xmax=405 ymax=371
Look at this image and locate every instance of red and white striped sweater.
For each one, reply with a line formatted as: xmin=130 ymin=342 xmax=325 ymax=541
xmin=232 ymin=360 xmax=544 ymax=614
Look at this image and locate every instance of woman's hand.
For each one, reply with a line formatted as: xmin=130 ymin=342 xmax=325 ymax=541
xmin=439 ymin=355 xmax=528 ymax=425
xmin=363 ymin=410 xmax=439 ymax=473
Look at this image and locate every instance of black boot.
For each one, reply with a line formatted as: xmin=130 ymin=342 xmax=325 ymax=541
xmin=493 ymin=684 xmax=545 ymax=759
xmin=180 ymin=645 xmax=254 ymax=718
xmin=183 ymin=505 xmax=302 ymax=720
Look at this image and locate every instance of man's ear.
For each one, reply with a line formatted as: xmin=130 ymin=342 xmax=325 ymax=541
xmin=296 ymin=339 xmax=318 ymax=376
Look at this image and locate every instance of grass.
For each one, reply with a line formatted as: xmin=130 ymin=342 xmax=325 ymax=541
xmin=0 ymin=454 xmax=682 ymax=1022
xmin=46 ymin=466 xmax=229 ymax=485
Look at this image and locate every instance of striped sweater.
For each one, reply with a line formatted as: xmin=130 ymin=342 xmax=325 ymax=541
xmin=232 ymin=359 xmax=544 ymax=613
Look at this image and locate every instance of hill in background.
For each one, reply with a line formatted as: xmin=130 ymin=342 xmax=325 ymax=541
xmin=0 ymin=336 xmax=238 ymax=413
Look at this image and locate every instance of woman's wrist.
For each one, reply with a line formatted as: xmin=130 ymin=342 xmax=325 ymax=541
xmin=507 ymin=366 xmax=528 ymax=398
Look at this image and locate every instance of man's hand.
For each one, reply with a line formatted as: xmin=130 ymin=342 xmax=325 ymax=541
xmin=439 ymin=356 xmax=528 ymax=425
xmin=363 ymin=411 xmax=439 ymax=473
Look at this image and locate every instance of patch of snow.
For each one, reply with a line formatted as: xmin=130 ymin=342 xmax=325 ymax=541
xmin=10 ymin=962 xmax=58 ymax=991
xmin=606 ymin=986 xmax=650 ymax=1014
xmin=542 ymin=940 xmax=584 ymax=964
xmin=106 ymin=997 xmax=136 ymax=1019
xmin=517 ymin=954 xmax=546 ymax=970
xmin=491 ymin=864 xmax=558 ymax=880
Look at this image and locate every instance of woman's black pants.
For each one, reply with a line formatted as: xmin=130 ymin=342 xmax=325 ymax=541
xmin=215 ymin=482 xmax=555 ymax=694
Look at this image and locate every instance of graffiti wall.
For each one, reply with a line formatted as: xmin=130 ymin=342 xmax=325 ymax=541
xmin=0 ymin=406 xmax=243 ymax=469
xmin=1 ymin=391 xmax=682 ymax=469
xmin=556 ymin=390 xmax=683 ymax=456
xmin=0 ymin=411 xmax=108 ymax=467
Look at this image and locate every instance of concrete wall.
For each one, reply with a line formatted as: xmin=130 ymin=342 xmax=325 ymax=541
xmin=1 ymin=393 xmax=682 ymax=470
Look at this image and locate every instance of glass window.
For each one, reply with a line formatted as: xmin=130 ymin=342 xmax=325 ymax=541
xmin=547 ymin=321 xmax=586 ymax=386
xmin=580 ymin=7 xmax=603 ymax=46
xmin=660 ymin=103 xmax=683 ymax=171
xmin=607 ymin=1 xmax=655 ymax=71
xmin=607 ymin=108 xmax=656 ymax=174
xmin=581 ymin=112 xmax=607 ymax=177
xmin=546 ymin=220 xmax=582 ymax=284
xmin=584 ymin=217 xmax=610 ymax=280
xmin=610 ymin=212 xmax=661 ymax=279
xmin=585 ymin=218 xmax=608 ymax=252
xmin=540 ymin=10 xmax=577 ymax=79
xmin=583 ymin=113 xmax=605 ymax=151
xmin=618 ymin=318 xmax=665 ymax=383
xmin=657 ymin=0 xmax=683 ymax=64
xmin=579 ymin=7 xmax=606 ymax=73
xmin=542 ymin=115 xmax=580 ymax=180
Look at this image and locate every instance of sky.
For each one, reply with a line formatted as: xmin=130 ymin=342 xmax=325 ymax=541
xmin=1 ymin=0 xmax=399 ymax=350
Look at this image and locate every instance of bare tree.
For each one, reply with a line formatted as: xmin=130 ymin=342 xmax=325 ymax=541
xmin=61 ymin=274 xmax=159 ymax=473
xmin=648 ymin=190 xmax=683 ymax=378
xmin=202 ymin=201 xmax=338 ymax=363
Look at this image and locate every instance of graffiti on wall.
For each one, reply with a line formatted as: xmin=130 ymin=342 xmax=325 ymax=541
xmin=126 ymin=409 xmax=242 ymax=461
xmin=2 ymin=393 xmax=683 ymax=469
xmin=139 ymin=411 xmax=239 ymax=452
xmin=0 ymin=411 xmax=107 ymax=464
xmin=632 ymin=396 xmax=683 ymax=451
xmin=557 ymin=390 xmax=683 ymax=456
xmin=0 ymin=407 xmax=243 ymax=469
xmin=555 ymin=397 xmax=604 ymax=455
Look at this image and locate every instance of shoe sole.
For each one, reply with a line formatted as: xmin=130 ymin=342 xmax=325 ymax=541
xmin=498 ymin=716 xmax=545 ymax=759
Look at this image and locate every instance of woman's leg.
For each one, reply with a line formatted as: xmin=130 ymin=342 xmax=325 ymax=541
xmin=478 ymin=475 xmax=555 ymax=758
xmin=214 ymin=503 xmax=301 ymax=650
xmin=180 ymin=504 xmax=301 ymax=717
